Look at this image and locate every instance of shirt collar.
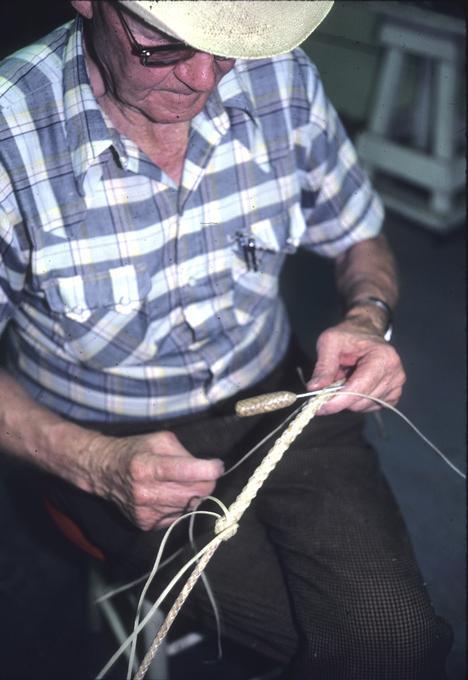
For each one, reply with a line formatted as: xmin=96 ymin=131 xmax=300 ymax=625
xmin=63 ymin=18 xmax=128 ymax=195
xmin=185 ymin=63 xmax=258 ymax=152
xmin=216 ymin=65 xmax=257 ymax=124
xmin=62 ymin=19 xmax=259 ymax=193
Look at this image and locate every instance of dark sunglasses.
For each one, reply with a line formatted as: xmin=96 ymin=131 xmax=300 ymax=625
xmin=116 ymin=7 xmax=232 ymax=67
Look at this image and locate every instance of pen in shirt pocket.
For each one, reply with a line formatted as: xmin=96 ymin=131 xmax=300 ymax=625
xmin=235 ymin=231 xmax=258 ymax=272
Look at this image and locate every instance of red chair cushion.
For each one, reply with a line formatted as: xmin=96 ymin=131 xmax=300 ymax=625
xmin=45 ymin=498 xmax=105 ymax=561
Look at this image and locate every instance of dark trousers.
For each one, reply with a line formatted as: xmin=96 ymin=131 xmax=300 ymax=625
xmin=46 ymin=344 xmax=452 ymax=679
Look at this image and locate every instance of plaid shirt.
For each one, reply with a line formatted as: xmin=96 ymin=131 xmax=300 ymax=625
xmin=0 ymin=18 xmax=383 ymax=423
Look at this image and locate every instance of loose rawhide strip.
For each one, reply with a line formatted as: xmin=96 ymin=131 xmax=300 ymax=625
xmin=134 ymin=388 xmax=336 ymax=680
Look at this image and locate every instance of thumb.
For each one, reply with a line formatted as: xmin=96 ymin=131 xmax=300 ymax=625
xmin=307 ymin=344 xmax=341 ymax=391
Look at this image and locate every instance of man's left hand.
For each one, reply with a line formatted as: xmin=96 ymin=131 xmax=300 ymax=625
xmin=306 ymin=318 xmax=406 ymax=415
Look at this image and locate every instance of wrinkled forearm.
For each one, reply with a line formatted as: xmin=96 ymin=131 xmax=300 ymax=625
xmin=335 ymin=233 xmax=398 ymax=336
xmin=0 ymin=368 xmax=108 ymax=492
xmin=0 ymin=368 xmax=224 ymax=530
xmin=309 ymin=234 xmax=405 ymax=411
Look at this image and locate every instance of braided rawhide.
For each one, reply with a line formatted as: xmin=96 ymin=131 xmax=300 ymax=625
xmin=133 ymin=387 xmax=337 ymax=680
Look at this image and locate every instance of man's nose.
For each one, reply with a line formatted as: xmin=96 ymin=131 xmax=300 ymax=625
xmin=174 ymin=52 xmax=218 ymax=92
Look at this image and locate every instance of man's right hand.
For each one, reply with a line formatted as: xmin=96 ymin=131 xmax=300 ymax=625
xmin=0 ymin=369 xmax=224 ymax=532
xmin=87 ymin=431 xmax=224 ymax=531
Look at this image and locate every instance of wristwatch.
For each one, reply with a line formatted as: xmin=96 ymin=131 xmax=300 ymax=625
xmin=346 ymin=296 xmax=393 ymax=342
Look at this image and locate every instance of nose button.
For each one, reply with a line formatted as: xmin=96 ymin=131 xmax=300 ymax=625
xmin=175 ymin=52 xmax=218 ymax=91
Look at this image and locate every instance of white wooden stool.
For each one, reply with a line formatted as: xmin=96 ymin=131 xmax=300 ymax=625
xmin=356 ymin=2 xmax=465 ymax=232
xmin=90 ymin=565 xmax=170 ymax=680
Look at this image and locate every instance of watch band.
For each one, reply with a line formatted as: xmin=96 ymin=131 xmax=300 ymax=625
xmin=346 ymin=296 xmax=393 ymax=342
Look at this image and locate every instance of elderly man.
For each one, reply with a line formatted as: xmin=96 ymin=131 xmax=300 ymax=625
xmin=0 ymin=1 xmax=451 ymax=677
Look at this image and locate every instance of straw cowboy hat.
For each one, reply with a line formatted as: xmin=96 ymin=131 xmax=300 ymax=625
xmin=118 ymin=1 xmax=334 ymax=59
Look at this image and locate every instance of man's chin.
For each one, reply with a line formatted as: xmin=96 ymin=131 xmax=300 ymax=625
xmin=145 ymin=92 xmax=207 ymax=123
xmin=146 ymin=106 xmax=205 ymax=125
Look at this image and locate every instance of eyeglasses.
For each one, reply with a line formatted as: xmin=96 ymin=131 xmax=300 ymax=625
xmin=116 ymin=7 xmax=232 ymax=67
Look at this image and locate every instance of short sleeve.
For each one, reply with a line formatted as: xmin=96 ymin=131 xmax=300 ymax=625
xmin=296 ymin=60 xmax=384 ymax=257
xmin=0 ymin=170 xmax=29 ymax=335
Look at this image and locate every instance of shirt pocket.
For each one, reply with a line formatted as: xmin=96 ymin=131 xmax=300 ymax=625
xmin=42 ymin=263 xmax=152 ymax=368
xmin=231 ymin=210 xmax=296 ymax=325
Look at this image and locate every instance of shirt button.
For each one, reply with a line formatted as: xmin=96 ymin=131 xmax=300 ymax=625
xmin=116 ymin=302 xmax=135 ymax=314
xmin=116 ymin=296 xmax=134 ymax=313
xmin=67 ymin=307 xmax=90 ymax=322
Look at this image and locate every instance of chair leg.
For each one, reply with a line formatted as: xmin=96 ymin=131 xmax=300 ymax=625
xmin=139 ymin=601 xmax=169 ymax=680
xmin=91 ymin=568 xmax=143 ymax=675
xmin=430 ymin=58 xmax=458 ymax=214
xmin=368 ymin=46 xmax=404 ymax=136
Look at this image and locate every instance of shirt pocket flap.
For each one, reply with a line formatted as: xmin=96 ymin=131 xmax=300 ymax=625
xmin=246 ymin=210 xmax=297 ymax=256
xmin=43 ymin=264 xmax=151 ymax=322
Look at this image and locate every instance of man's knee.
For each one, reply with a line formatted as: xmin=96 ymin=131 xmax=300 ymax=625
xmin=301 ymin=592 xmax=452 ymax=679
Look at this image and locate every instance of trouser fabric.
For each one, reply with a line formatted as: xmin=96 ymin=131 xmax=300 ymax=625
xmin=45 ymin=343 xmax=452 ymax=679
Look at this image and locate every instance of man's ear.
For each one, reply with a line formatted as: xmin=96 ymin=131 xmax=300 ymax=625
xmin=70 ymin=1 xmax=93 ymax=20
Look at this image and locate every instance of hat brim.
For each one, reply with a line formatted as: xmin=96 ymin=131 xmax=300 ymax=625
xmin=118 ymin=1 xmax=334 ymax=59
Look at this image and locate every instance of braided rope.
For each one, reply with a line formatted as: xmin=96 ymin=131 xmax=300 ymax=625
xmin=235 ymin=390 xmax=297 ymax=416
xmin=133 ymin=390 xmax=335 ymax=680
xmin=133 ymin=525 xmax=237 ymax=680
xmin=215 ymin=389 xmax=333 ymax=533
